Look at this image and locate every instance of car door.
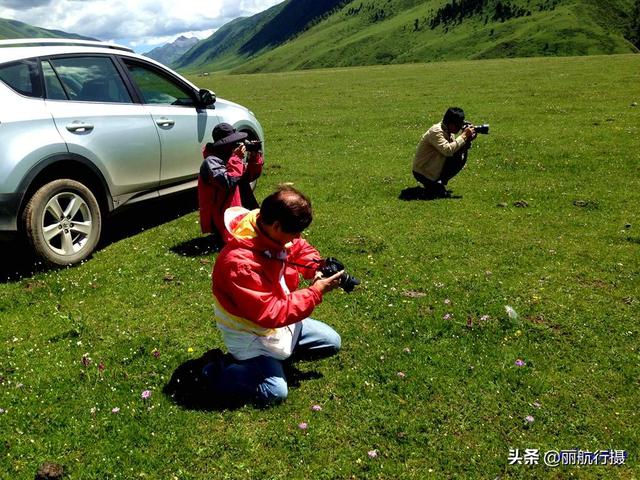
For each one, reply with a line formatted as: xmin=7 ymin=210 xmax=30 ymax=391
xmin=43 ymin=55 xmax=161 ymax=200
xmin=119 ymin=58 xmax=220 ymax=188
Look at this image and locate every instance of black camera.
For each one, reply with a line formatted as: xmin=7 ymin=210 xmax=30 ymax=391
xmin=243 ymin=139 xmax=262 ymax=152
xmin=319 ymin=257 xmax=360 ymax=293
xmin=464 ymin=121 xmax=490 ymax=135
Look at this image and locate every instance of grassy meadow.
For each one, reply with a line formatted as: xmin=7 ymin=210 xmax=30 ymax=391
xmin=1 ymin=54 xmax=639 ymax=479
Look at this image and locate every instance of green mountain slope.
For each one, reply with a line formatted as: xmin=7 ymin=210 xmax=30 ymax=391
xmin=176 ymin=0 xmax=638 ymax=74
xmin=175 ymin=0 xmax=350 ymax=72
xmin=0 ymin=18 xmax=95 ymax=41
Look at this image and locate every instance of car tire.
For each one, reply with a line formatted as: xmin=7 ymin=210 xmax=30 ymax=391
xmin=23 ymin=179 xmax=102 ymax=266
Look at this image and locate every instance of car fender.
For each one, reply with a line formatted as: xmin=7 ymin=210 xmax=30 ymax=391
xmin=214 ymin=99 xmax=264 ymax=141
xmin=18 ymin=153 xmax=113 ymax=213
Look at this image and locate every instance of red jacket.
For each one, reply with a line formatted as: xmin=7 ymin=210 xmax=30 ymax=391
xmin=212 ymin=208 xmax=323 ymax=330
xmin=197 ymin=145 xmax=263 ymax=241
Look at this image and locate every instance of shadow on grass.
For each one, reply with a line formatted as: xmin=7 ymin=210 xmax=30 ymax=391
xmin=163 ymin=348 xmax=323 ymax=411
xmin=170 ymin=235 xmax=220 ymax=257
xmin=0 ymin=189 xmax=199 ymax=283
xmin=0 ymin=236 xmax=50 ymax=283
xmin=398 ymin=186 xmax=462 ymax=201
xmin=100 ymin=189 xmax=198 ymax=248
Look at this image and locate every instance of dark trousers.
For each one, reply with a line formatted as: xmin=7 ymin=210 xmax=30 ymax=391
xmin=211 ymin=319 xmax=341 ymax=407
xmin=413 ymin=149 xmax=468 ymax=190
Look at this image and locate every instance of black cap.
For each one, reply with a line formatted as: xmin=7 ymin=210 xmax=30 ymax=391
xmin=211 ymin=123 xmax=248 ymax=146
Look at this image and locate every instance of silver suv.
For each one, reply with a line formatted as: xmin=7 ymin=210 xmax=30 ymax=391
xmin=0 ymin=39 xmax=264 ymax=265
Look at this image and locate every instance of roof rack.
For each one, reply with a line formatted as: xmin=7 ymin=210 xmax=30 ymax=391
xmin=0 ymin=38 xmax=133 ymax=53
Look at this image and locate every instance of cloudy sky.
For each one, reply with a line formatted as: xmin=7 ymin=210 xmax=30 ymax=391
xmin=0 ymin=0 xmax=284 ymax=53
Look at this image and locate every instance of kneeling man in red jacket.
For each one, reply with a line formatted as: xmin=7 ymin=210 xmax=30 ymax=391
xmin=206 ymin=185 xmax=344 ymax=407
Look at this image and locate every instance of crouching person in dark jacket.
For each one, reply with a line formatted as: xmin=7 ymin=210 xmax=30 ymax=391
xmin=197 ymin=123 xmax=263 ymax=245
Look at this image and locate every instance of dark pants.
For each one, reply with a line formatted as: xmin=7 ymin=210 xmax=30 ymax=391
xmin=209 ymin=319 xmax=341 ymax=407
xmin=413 ymin=149 xmax=468 ymax=191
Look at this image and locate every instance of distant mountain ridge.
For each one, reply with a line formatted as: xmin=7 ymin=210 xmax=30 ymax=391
xmin=0 ymin=18 xmax=95 ymax=41
xmin=174 ymin=0 xmax=350 ymax=70
xmin=2 ymin=0 xmax=637 ymax=75
xmin=143 ymin=35 xmax=199 ymax=66
xmin=175 ymin=0 xmax=639 ymax=74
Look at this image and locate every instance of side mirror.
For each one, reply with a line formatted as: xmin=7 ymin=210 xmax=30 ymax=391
xmin=198 ymin=89 xmax=216 ymax=107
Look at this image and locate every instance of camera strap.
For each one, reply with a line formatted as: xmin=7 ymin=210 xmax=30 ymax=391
xmin=284 ymin=258 xmax=321 ymax=271
xmin=246 ymin=246 xmax=320 ymax=271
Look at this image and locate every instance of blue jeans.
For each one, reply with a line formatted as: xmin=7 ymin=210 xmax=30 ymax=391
xmin=210 ymin=318 xmax=341 ymax=407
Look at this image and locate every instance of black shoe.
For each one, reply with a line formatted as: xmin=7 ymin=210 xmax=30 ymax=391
xmin=431 ymin=182 xmax=449 ymax=198
xmin=399 ymin=186 xmax=431 ymax=200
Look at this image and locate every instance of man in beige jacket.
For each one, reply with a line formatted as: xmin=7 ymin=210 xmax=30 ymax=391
xmin=412 ymin=107 xmax=475 ymax=198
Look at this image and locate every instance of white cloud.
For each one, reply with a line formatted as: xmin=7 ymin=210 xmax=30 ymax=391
xmin=0 ymin=0 xmax=283 ymax=51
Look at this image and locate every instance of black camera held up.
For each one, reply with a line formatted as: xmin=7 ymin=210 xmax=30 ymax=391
xmin=463 ymin=121 xmax=490 ymax=135
xmin=318 ymin=257 xmax=360 ymax=293
xmin=243 ymin=139 xmax=262 ymax=152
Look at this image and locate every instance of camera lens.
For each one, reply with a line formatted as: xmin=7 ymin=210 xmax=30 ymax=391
xmin=339 ymin=273 xmax=360 ymax=293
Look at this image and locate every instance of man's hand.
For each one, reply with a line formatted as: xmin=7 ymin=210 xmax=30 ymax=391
xmin=462 ymin=126 xmax=475 ymax=141
xmin=233 ymin=143 xmax=247 ymax=158
xmin=312 ymin=270 xmax=344 ymax=294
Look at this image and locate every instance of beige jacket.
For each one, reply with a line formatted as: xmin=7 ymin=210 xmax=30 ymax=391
xmin=412 ymin=122 xmax=467 ymax=181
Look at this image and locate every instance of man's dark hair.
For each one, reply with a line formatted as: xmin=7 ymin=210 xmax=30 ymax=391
xmin=443 ymin=107 xmax=465 ymax=128
xmin=260 ymin=185 xmax=313 ymax=233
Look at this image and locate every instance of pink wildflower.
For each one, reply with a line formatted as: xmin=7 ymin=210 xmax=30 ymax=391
xmin=311 ymin=405 xmax=322 ymax=412
xmin=443 ymin=313 xmax=452 ymax=320
xmin=298 ymin=422 xmax=308 ymax=430
xmin=141 ymin=390 xmax=152 ymax=400
xmin=368 ymin=449 xmax=379 ymax=459
xmin=515 ymin=359 xmax=525 ymax=367
xmin=525 ymin=415 xmax=534 ymax=423
xmin=397 ymin=371 xmax=406 ymax=378
xmin=111 ymin=407 xmax=120 ymax=414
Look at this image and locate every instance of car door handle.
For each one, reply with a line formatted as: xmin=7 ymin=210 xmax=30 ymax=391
xmin=156 ymin=118 xmax=175 ymax=128
xmin=66 ymin=122 xmax=94 ymax=133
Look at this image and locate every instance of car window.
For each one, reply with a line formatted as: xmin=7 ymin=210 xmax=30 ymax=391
xmin=0 ymin=59 xmax=42 ymax=98
xmin=42 ymin=60 xmax=68 ymax=101
xmin=48 ymin=56 xmax=132 ymax=103
xmin=123 ymin=60 xmax=195 ymax=107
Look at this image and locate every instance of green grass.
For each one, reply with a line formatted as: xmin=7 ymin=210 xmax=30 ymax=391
xmin=1 ymin=54 xmax=639 ymax=479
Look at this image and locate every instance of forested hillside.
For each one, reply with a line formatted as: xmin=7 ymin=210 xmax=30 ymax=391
xmin=174 ymin=0 xmax=348 ymax=71
xmin=176 ymin=0 xmax=638 ymax=74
